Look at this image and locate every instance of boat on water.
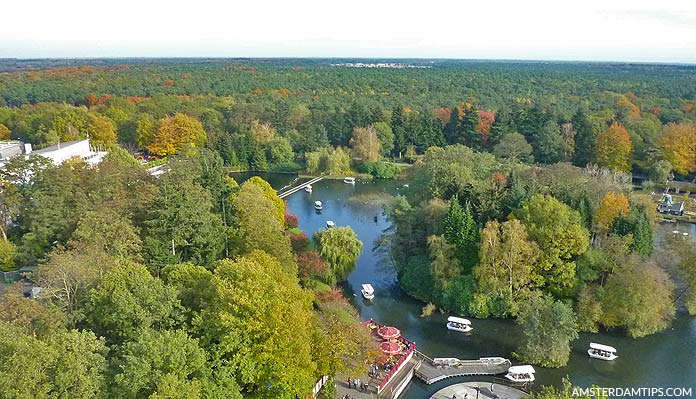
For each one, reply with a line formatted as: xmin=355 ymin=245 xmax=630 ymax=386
xmin=314 ymin=200 xmax=323 ymax=211
xmin=326 ymin=220 xmax=335 ymax=228
xmin=588 ymin=342 xmax=618 ymax=361
xmin=304 ymin=184 xmax=312 ymax=193
xmin=361 ymin=284 xmax=375 ymax=300
xmin=446 ymin=316 xmax=473 ymax=333
xmin=505 ymin=365 xmax=535 ymax=383
xmin=344 ymin=177 xmax=356 ymax=184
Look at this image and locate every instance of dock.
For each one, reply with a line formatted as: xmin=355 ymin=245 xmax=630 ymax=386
xmin=414 ymin=352 xmax=512 ymax=385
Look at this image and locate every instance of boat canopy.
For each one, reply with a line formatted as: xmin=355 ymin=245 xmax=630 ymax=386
xmin=447 ymin=316 xmax=471 ymax=325
xmin=508 ymin=365 xmax=536 ymax=375
xmin=362 ymin=284 xmax=374 ymax=294
xmin=590 ymin=343 xmax=617 ymax=353
xmin=314 ymin=201 xmax=322 ymax=206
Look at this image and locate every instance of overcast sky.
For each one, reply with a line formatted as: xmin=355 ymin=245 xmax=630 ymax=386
xmin=2 ymin=0 xmax=695 ymax=63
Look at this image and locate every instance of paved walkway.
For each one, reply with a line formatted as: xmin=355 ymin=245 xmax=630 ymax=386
xmin=429 ymin=382 xmax=529 ymax=399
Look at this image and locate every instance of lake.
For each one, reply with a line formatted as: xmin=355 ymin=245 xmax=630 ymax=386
xmin=234 ymin=172 xmax=696 ymax=396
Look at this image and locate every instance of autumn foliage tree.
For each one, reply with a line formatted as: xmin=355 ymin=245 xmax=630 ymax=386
xmin=660 ymin=123 xmax=696 ymax=175
xmin=594 ymin=122 xmax=633 ymax=172
xmin=594 ymin=192 xmax=630 ymax=234
xmin=349 ymin=126 xmax=381 ymax=163
xmin=146 ymin=114 xmax=207 ymax=156
xmin=0 ymin=123 xmax=10 ymax=140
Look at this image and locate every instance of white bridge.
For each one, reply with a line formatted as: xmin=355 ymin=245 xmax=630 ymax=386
xmin=277 ymin=174 xmax=327 ymax=199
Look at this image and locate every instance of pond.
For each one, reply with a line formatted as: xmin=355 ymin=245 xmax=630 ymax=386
xmin=233 ymin=172 xmax=696 ymax=396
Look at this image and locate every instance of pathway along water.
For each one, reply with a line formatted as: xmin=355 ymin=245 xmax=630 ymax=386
xmin=234 ymin=173 xmax=696 ymax=396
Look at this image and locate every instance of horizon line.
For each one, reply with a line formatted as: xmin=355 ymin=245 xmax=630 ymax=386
xmin=1 ymin=56 xmax=695 ymax=67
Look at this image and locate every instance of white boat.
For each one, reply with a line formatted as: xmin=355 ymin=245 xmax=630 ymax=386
xmin=505 ymin=365 xmax=536 ymax=383
xmin=588 ymin=342 xmax=618 ymax=361
xmin=314 ymin=200 xmax=323 ymax=210
xmin=361 ymin=284 xmax=375 ymax=300
xmin=326 ymin=220 xmax=335 ymax=228
xmin=304 ymin=184 xmax=312 ymax=193
xmin=447 ymin=316 xmax=473 ymax=332
xmin=344 ymin=177 xmax=356 ymax=184
xmin=446 ymin=316 xmax=473 ymax=333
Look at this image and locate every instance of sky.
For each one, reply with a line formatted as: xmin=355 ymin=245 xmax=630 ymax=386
xmin=2 ymin=0 xmax=695 ymax=63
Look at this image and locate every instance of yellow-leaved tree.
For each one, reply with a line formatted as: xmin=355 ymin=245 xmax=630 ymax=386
xmin=146 ymin=114 xmax=207 ymax=156
xmin=660 ymin=123 xmax=696 ymax=175
xmin=594 ymin=121 xmax=633 ymax=172
xmin=0 ymin=123 xmax=10 ymax=140
xmin=594 ymin=192 xmax=630 ymax=234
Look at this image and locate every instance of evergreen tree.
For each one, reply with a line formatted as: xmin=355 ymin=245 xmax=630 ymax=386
xmin=612 ymin=205 xmax=654 ymax=256
xmin=443 ymin=196 xmax=480 ymax=271
xmin=391 ymin=107 xmax=407 ymax=157
xmin=444 ymin=107 xmax=460 ymax=145
xmin=572 ymin=110 xmax=596 ymax=167
xmin=460 ymin=109 xmax=480 ymax=149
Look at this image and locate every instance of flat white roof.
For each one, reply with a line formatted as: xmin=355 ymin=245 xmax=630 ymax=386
xmin=362 ymin=284 xmax=374 ymax=293
xmin=508 ymin=365 xmax=535 ymax=374
xmin=590 ymin=343 xmax=617 ymax=353
xmin=447 ymin=316 xmax=471 ymax=324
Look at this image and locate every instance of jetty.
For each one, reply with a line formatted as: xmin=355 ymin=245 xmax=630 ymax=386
xmin=333 ymin=320 xmax=511 ymax=399
xmin=413 ymin=352 xmax=512 ymax=384
xmin=277 ymin=174 xmax=326 ymax=199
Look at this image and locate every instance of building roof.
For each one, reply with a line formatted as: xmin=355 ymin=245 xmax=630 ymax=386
xmin=32 ymin=139 xmax=87 ymax=154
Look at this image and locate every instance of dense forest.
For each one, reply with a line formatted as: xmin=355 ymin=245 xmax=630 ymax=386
xmin=1 ymin=59 xmax=695 ymax=178
xmin=1 ymin=59 xmax=696 ymax=397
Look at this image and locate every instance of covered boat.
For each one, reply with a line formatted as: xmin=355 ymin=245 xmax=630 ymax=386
xmin=326 ymin=220 xmax=335 ymax=228
xmin=304 ymin=184 xmax=312 ymax=193
xmin=505 ymin=365 xmax=535 ymax=383
xmin=314 ymin=200 xmax=323 ymax=210
xmin=361 ymin=284 xmax=375 ymax=300
xmin=344 ymin=177 xmax=356 ymax=184
xmin=446 ymin=316 xmax=473 ymax=333
xmin=588 ymin=343 xmax=618 ymax=361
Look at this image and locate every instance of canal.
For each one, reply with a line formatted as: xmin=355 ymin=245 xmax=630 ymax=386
xmin=235 ymin=173 xmax=696 ymax=396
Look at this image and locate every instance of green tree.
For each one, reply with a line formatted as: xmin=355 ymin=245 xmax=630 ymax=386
xmin=513 ymin=195 xmax=589 ymax=295
xmin=0 ymin=322 xmax=108 ymax=399
xmin=201 ymin=251 xmax=317 ymax=399
xmin=110 ymin=329 xmax=221 ymax=399
xmin=71 ymin=208 xmax=143 ymax=262
xmin=612 ymin=204 xmax=654 ymax=256
xmin=244 ymin=176 xmax=285 ymax=227
xmin=443 ymin=197 xmax=479 ymax=271
xmin=493 ymin=133 xmax=534 ymax=163
xmin=0 ymin=238 xmax=17 ymax=271
xmin=81 ymin=261 xmax=181 ymax=345
xmin=601 ymin=259 xmax=675 ymax=338
xmin=143 ymin=162 xmax=226 ymax=272
xmin=315 ymin=226 xmax=363 ymax=282
xmin=372 ymin=121 xmax=394 ymax=158
xmin=231 ymin=182 xmax=296 ymax=275
xmin=572 ymin=110 xmax=596 ymax=167
xmin=516 ymin=294 xmax=578 ymax=367
xmin=474 ymin=219 xmax=541 ymax=316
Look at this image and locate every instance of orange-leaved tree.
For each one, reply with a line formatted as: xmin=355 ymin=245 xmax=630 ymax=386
xmin=146 ymin=114 xmax=207 ymax=156
xmin=594 ymin=192 xmax=630 ymax=234
xmin=660 ymin=123 xmax=696 ymax=175
xmin=594 ymin=121 xmax=633 ymax=172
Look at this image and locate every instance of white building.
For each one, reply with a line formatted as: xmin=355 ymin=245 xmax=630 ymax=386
xmin=28 ymin=139 xmax=106 ymax=166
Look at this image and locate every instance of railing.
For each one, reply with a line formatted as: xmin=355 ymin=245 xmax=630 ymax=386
xmin=378 ymin=343 xmax=416 ymax=393
xmin=364 ymin=319 xmax=417 ymax=394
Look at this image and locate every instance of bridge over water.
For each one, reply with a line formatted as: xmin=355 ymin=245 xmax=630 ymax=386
xmin=277 ymin=174 xmax=327 ymax=199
